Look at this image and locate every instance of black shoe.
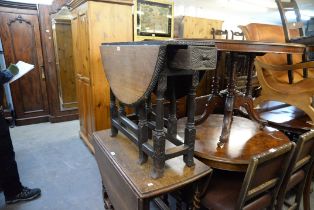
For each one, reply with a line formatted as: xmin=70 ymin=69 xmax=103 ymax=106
xmin=5 ymin=186 xmax=41 ymax=204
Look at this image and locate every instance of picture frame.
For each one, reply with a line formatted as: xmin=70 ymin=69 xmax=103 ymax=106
xmin=134 ymin=0 xmax=174 ymax=41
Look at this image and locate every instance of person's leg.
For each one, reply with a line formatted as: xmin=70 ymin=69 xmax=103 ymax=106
xmin=0 ymin=114 xmax=41 ymax=204
xmin=0 ymin=114 xmax=23 ymax=198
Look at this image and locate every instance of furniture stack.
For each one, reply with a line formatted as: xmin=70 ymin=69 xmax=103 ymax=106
xmin=93 ymin=40 xmax=219 ymax=209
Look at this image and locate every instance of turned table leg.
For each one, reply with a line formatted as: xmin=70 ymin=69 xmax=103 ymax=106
xmin=151 ymin=73 xmax=167 ymax=179
xmin=219 ymin=53 xmax=237 ymax=145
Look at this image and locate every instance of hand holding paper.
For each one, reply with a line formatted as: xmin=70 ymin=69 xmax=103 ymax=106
xmin=9 ymin=61 xmax=34 ymax=83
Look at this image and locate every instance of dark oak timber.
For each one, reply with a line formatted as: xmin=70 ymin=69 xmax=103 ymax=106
xmin=93 ymin=130 xmax=212 ymax=210
xmin=101 ymin=40 xmax=217 ymax=178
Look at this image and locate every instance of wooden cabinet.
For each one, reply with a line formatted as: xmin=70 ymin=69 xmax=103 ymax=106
xmin=51 ymin=8 xmax=77 ymax=110
xmin=174 ymin=16 xmax=223 ymax=39
xmin=0 ymin=1 xmax=79 ymax=125
xmin=38 ymin=0 xmax=79 ymax=123
xmin=0 ymin=6 xmax=50 ymax=125
xmin=70 ymin=0 xmax=133 ymax=152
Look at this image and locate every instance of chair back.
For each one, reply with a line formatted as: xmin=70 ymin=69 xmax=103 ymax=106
xmin=211 ymin=28 xmax=228 ymax=39
xmin=231 ymin=30 xmax=244 ymax=40
xmin=276 ymin=131 xmax=314 ymax=210
xmin=275 ymin=0 xmax=304 ymax=42
xmin=236 ymin=142 xmax=295 ymax=209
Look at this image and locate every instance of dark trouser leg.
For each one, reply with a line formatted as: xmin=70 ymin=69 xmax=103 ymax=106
xmin=0 ymin=115 xmax=22 ymax=198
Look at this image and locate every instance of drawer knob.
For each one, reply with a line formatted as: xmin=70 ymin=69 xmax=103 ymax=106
xmin=202 ymin=54 xmax=211 ymax=60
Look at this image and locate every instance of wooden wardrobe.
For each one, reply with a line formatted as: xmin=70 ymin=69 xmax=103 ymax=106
xmin=0 ymin=3 xmax=50 ymax=125
xmin=70 ymin=0 xmax=133 ymax=152
xmin=0 ymin=0 xmax=79 ymax=125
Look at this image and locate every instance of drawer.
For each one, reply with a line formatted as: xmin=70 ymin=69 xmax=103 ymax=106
xmin=170 ymin=46 xmax=217 ymax=71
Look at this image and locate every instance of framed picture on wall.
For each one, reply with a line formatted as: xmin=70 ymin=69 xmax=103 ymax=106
xmin=134 ymin=0 xmax=174 ymax=41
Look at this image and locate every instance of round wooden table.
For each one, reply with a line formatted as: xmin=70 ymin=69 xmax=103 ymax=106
xmin=177 ymin=114 xmax=291 ymax=171
xmin=191 ymin=39 xmax=306 ymax=144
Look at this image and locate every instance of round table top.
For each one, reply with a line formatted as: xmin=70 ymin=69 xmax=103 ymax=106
xmin=177 ymin=114 xmax=291 ymax=171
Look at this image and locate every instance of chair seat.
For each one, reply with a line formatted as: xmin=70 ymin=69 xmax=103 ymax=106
xmin=201 ymin=170 xmax=274 ymax=210
xmin=201 ymin=171 xmax=244 ymax=210
xmin=290 ymin=36 xmax=314 ymax=46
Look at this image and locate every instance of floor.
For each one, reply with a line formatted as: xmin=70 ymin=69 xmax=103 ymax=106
xmin=0 ymin=120 xmax=313 ymax=210
xmin=0 ymin=120 xmax=103 ymax=210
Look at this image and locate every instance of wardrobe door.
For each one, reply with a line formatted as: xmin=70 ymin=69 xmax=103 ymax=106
xmin=0 ymin=9 xmax=49 ymax=125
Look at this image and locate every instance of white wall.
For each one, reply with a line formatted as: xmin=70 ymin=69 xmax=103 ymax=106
xmin=173 ymin=0 xmax=314 ymax=32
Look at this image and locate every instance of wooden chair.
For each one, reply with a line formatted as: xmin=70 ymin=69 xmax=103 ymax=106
xmin=275 ymin=0 xmax=314 ymax=78
xmin=275 ymin=0 xmax=314 ymax=45
xmin=231 ymin=30 xmax=244 ymax=40
xmin=303 ymin=162 xmax=314 ymax=210
xmin=211 ymin=28 xmax=228 ymax=39
xmin=254 ymin=60 xmax=314 ymax=123
xmin=275 ymin=0 xmax=304 ymax=43
xmin=199 ymin=142 xmax=295 ymax=210
xmin=276 ymin=130 xmax=314 ymax=210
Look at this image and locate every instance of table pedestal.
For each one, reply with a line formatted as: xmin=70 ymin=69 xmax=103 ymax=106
xmin=195 ymin=52 xmax=266 ymax=145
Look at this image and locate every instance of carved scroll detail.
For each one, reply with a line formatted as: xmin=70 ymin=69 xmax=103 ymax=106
xmin=8 ymin=15 xmax=32 ymax=26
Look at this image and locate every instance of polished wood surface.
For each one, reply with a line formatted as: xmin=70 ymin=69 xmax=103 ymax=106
xmin=101 ymin=45 xmax=160 ymax=105
xmin=71 ymin=0 xmax=133 ymax=152
xmin=174 ymin=16 xmax=223 ymax=39
xmin=93 ymin=129 xmax=212 ymax=210
xmin=213 ymin=39 xmax=305 ymax=54
xmin=0 ymin=7 xmax=49 ymax=125
xmin=177 ymin=114 xmax=291 ymax=171
xmin=259 ymin=103 xmax=313 ymax=134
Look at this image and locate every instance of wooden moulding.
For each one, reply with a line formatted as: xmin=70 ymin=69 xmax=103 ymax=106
xmin=69 ymin=0 xmax=133 ymax=9
xmin=0 ymin=0 xmax=37 ymax=10
xmin=100 ymin=40 xmax=217 ymax=105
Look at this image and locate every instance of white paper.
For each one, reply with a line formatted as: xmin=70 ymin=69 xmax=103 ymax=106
xmin=9 ymin=61 xmax=34 ymax=83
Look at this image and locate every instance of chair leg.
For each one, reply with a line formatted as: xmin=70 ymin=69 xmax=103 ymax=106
xmin=275 ymin=189 xmax=286 ymax=210
xmin=192 ymin=185 xmax=201 ymax=210
xmin=303 ymin=164 xmax=314 ymax=210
